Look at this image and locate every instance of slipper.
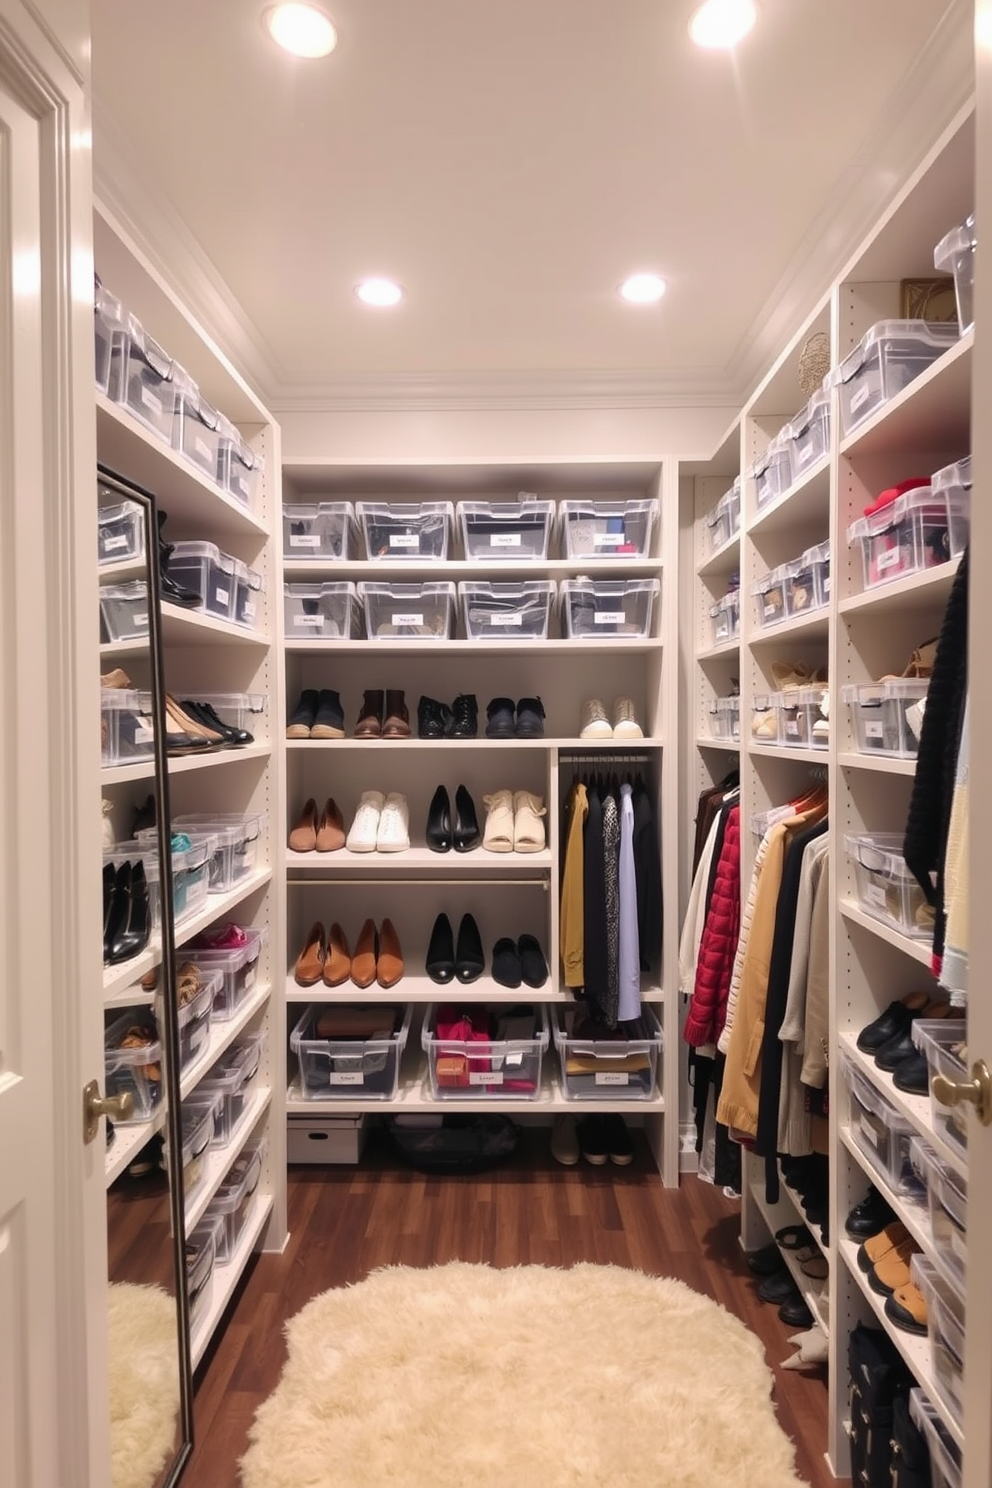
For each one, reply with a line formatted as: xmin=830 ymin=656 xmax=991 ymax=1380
xmin=775 ymin=1224 xmax=813 ymax=1250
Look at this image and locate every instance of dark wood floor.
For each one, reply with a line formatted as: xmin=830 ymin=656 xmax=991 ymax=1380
xmin=183 ymin=1129 xmax=842 ymax=1488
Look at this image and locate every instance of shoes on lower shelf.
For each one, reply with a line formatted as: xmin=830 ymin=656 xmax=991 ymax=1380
xmin=845 ymin=1183 xmax=897 ymax=1239
xmin=550 ymin=1114 xmax=580 ymax=1167
xmin=294 ymin=917 xmax=404 ymax=990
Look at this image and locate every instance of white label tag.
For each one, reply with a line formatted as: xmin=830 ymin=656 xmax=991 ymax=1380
xmin=389 ymin=534 xmax=419 ymax=549
xmin=133 ymin=612 xmax=148 ymax=627
xmin=491 ymin=613 xmax=522 ymax=626
xmin=877 ymin=548 xmax=900 ymax=572
xmin=865 ymin=882 xmax=887 ymax=908
xmin=290 ymin=533 xmax=321 ymax=548
xmin=823 ymin=575 xmax=831 ymax=595
xmin=469 ymin=1071 xmax=503 ymax=1086
xmin=392 ymin=612 xmax=423 ymax=626
xmin=330 ymin=1071 xmax=365 ymax=1086
xmin=763 ymin=601 xmax=777 ymax=618
xmin=294 ymin=614 xmax=324 ymax=626
xmin=490 ymin=533 xmax=521 ymax=547
xmin=858 ymin=1112 xmax=880 ymax=1147
xmin=786 ymin=720 xmax=799 ymax=736
xmin=864 ymin=722 xmax=885 ymax=739
xmin=244 ymin=967 xmax=256 ymax=989
xmin=595 ymin=611 xmax=626 ymax=626
xmin=134 ymin=724 xmax=153 ymax=744
xmin=596 ymin=1071 xmax=630 ymax=1087
xmin=215 ymin=587 xmax=229 ymax=605
xmin=797 ymin=443 xmax=813 ymax=466
xmin=850 ymin=383 xmax=871 ymax=413
xmin=194 ymin=436 xmax=212 ymax=462
xmin=594 ymin=532 xmax=625 ymax=547
xmin=103 ymin=535 xmax=128 ymax=552
xmin=140 ymin=385 xmax=163 ymax=415
xmin=243 ymin=601 xmax=256 ymax=621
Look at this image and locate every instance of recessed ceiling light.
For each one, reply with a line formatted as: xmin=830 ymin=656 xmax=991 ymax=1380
xmin=689 ymin=0 xmax=758 ymax=49
xmin=264 ymin=4 xmax=337 ymax=59
xmin=619 ymin=273 xmax=667 ymax=305
xmin=355 ymin=278 xmax=404 ymax=308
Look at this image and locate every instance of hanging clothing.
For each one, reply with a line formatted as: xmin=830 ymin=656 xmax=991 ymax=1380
xmin=684 ymin=804 xmax=740 ymax=1049
xmin=940 ymin=696 xmax=969 ymax=1003
xmin=582 ymin=784 xmax=608 ymax=1009
xmin=679 ymin=810 xmax=723 ymax=1003
xmin=560 ymin=781 xmax=588 ymax=989
xmin=617 ymin=783 xmax=641 ymax=1022
xmin=717 ymin=826 xmax=773 ymax=1056
xmin=633 ymin=781 xmax=662 ymax=973
xmin=602 ymin=790 xmax=621 ymax=1026
xmin=777 ymin=836 xmax=830 ymax=1156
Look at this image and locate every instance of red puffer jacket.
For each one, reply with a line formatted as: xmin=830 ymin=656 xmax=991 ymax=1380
xmin=683 ymin=806 xmax=740 ymax=1048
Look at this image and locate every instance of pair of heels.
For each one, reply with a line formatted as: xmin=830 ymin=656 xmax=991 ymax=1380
xmin=295 ymin=917 xmax=403 ymax=990
xmin=426 ymin=785 xmax=480 ymax=853
xmin=426 ymin=913 xmax=484 ymax=984
xmin=103 ymin=859 xmax=151 ymax=965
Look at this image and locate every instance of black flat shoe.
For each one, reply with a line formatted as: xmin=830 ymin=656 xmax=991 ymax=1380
xmin=426 ymin=786 xmax=452 ymax=852
xmin=453 ymin=785 xmax=481 ymax=852
xmin=874 ymin=1026 xmax=918 ymax=1073
xmin=454 ymin=913 xmax=485 ymax=983
xmin=746 ymin=1243 xmax=786 ymax=1278
xmin=425 ymin=913 xmax=455 ymax=983
xmin=893 ymin=1050 xmax=931 ymax=1095
xmin=492 ymin=936 xmax=521 ymax=989
xmin=856 ymin=993 xmax=930 ymax=1053
xmin=182 ymin=698 xmax=252 ymax=745
xmin=845 ymin=1184 xmax=896 ymax=1239
xmin=517 ymin=934 xmax=548 ymax=988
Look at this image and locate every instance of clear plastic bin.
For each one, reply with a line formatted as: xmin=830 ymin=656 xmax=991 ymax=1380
xmin=94 ymin=283 xmax=124 ymax=395
xmin=98 ymin=497 xmax=145 ymax=566
xmin=751 ymin=692 xmax=782 ymax=743
xmin=172 ymin=379 xmax=222 ymax=482
xmin=458 ymin=499 xmax=555 ymax=560
xmin=912 ymin=1019 xmax=969 ymax=1156
xmin=291 ymin=1004 xmax=412 ymax=1100
xmin=934 ymin=214 xmax=976 ymax=334
xmin=842 ymin=679 xmax=928 ymax=758
xmin=183 ymin=926 xmax=267 ymax=1021
xmin=199 ymin=1032 xmax=267 ymax=1144
xmin=176 ymin=1096 xmax=218 ymax=1199
xmin=283 ymin=581 xmax=360 ymax=639
xmin=101 ymin=689 xmax=154 ymax=768
xmin=232 ymin=559 xmax=262 ymax=629
xmin=847 ymin=486 xmax=961 ymax=589
xmin=910 ymin=1389 xmax=962 ymax=1488
xmin=560 ymin=577 xmax=660 ymax=638
xmin=778 ymin=687 xmax=826 ymax=749
xmin=186 ymin=1218 xmax=217 ymax=1330
xmin=282 ymin=502 xmax=355 ymax=560
xmin=459 ymin=581 xmax=555 ymax=639
xmin=104 ymin=1013 xmax=162 ymax=1123
xmin=788 ymin=541 xmax=830 ymax=613
xmin=206 ymin=1136 xmax=267 ymax=1263
xmin=358 ymin=581 xmax=456 ymax=640
xmin=709 ymin=590 xmax=740 ymax=645
xmin=752 ymin=565 xmax=791 ymax=627
xmin=357 ymin=501 xmax=453 ymax=561
xmin=910 ymin=1134 xmax=967 ymax=1288
xmin=106 ymin=837 xmax=212 ymax=930
xmin=751 ymin=434 xmax=793 ymax=508
xmin=171 ymin=811 xmax=265 ymax=892
xmin=842 ymin=1055 xmax=917 ymax=1193
xmin=552 ymin=1006 xmax=662 ymax=1101
xmin=786 ymin=384 xmax=831 ymax=475
xmin=833 ymin=320 xmax=959 ymax=437
xmin=912 ymin=1255 xmax=965 ymax=1430
xmin=217 ymin=415 xmax=264 ymax=509
xmin=931 ymin=455 xmax=971 ymax=560
xmin=560 ymin=499 xmax=657 ymax=559
xmin=166 ymin=541 xmax=238 ymax=621
xmin=177 ymin=975 xmax=217 ymax=1074
xmin=99 ymin=581 xmax=149 ymax=643
xmin=179 ymin=692 xmax=266 ymax=740
xmin=705 ymin=480 xmax=741 ymax=553
xmin=708 ymin=696 xmax=740 ymax=741
xmin=844 ymin=832 xmax=933 ymax=939
xmin=107 ymin=312 xmax=181 ymax=444
xmin=423 ymin=1004 xmax=550 ymax=1101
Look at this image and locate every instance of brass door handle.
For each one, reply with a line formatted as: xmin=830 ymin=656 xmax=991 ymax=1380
xmin=83 ymin=1078 xmax=135 ymax=1143
xmin=931 ymin=1059 xmax=992 ymax=1127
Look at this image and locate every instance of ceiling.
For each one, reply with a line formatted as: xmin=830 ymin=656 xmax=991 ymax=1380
xmin=90 ymin=0 xmax=972 ymax=404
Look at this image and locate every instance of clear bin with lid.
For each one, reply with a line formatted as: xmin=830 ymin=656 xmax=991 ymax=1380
xmin=931 ymin=455 xmax=971 ymax=559
xmin=104 ymin=1012 xmax=162 ymax=1122
xmin=291 ymin=1004 xmax=412 ymax=1100
xmin=750 ymin=434 xmax=793 ymax=508
xmin=843 ymin=679 xmax=928 ymax=758
xmin=705 ymin=480 xmax=741 ymax=553
xmin=101 ymin=688 xmax=154 ymax=767
xmin=709 ymin=589 xmax=739 ymax=645
xmin=98 ymin=496 xmax=145 ymax=566
xmin=910 ymin=1390 xmax=962 ymax=1488
xmin=217 ymin=414 xmax=265 ymax=509
xmin=912 ymin=1019 xmax=969 ymax=1156
xmin=934 ymin=214 xmax=976 ymax=334
xmin=778 ymin=686 xmax=828 ymax=749
xmin=912 ymin=1255 xmax=965 ymax=1429
xmin=358 ymin=581 xmax=456 ymax=640
xmin=107 ymin=312 xmax=182 ymax=443
xmin=752 ymin=564 xmax=791 ymax=627
xmin=199 ymin=1031 xmax=267 ymax=1143
xmin=842 ymin=1054 xmax=917 ymax=1193
xmin=786 ymin=384 xmax=831 ymax=475
xmin=708 ymin=696 xmax=740 ymax=741
xmin=751 ymin=692 xmax=781 ymax=743
xmin=788 ymin=541 xmax=830 ymax=613
xmin=177 ymin=692 xmax=265 ymax=740
xmin=282 ymin=502 xmax=355 ymax=560
xmin=459 ymin=580 xmax=555 ymax=639
xmin=175 ymin=1095 xmax=218 ymax=1199
xmin=166 ymin=541 xmax=238 ymax=621
xmin=94 ymin=283 xmax=124 ymax=394
xmin=560 ymin=499 xmax=657 ymax=559
xmin=186 ymin=1218 xmax=217 ymax=1330
xmin=458 ymin=499 xmax=555 ymax=560
xmin=172 ymin=377 xmax=222 ymax=481
xmin=910 ymin=1134 xmax=967 ymax=1287
xmin=832 ymin=320 xmax=959 ymax=437
xmin=206 ymin=1136 xmax=267 ymax=1263
xmin=560 ymin=577 xmax=659 ymax=638
xmin=552 ymin=1005 xmax=662 ymax=1101
xmin=283 ymin=581 xmax=360 ymax=639
xmin=843 ymin=832 xmax=933 ymax=939
xmin=171 ymin=811 xmax=266 ymax=891
xmin=232 ymin=559 xmax=263 ymax=629
xmin=847 ymin=485 xmax=958 ymax=589
xmin=423 ymin=1004 xmax=549 ymax=1101
xmin=357 ymin=501 xmax=453 ymax=560
xmin=183 ymin=926 xmax=267 ymax=1021
xmin=99 ymin=581 xmax=149 ymax=643
xmin=176 ymin=974 xmax=217 ymax=1074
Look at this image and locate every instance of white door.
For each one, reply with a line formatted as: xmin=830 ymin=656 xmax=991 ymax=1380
xmin=0 ymin=5 xmax=109 ymax=1487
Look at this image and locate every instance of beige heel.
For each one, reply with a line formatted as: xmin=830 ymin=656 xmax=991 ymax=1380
xmin=513 ymin=790 xmax=547 ymax=852
xmin=482 ymin=790 xmax=515 ymax=852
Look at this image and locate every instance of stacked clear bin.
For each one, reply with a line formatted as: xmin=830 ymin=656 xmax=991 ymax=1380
xmin=750 ymin=434 xmax=792 ymax=509
xmin=934 ymin=213 xmax=976 ymax=334
xmin=912 ymin=1256 xmax=965 ymax=1431
xmin=104 ymin=1013 xmax=162 ymax=1121
xmin=841 ymin=1052 xmax=917 ymax=1193
xmin=175 ymin=1097 xmax=217 ymax=1199
xmin=705 ymin=480 xmax=741 ymax=555
xmin=283 ymin=581 xmax=360 ymax=639
xmin=708 ymin=696 xmax=740 ymax=742
xmin=709 ymin=587 xmax=740 ymax=645
xmin=167 ymin=542 xmax=238 ymax=622
xmin=101 ymin=689 xmax=154 ymax=767
xmin=843 ymin=832 xmax=933 ymax=939
xmin=560 ymin=578 xmax=659 ymax=638
xmin=778 ymin=686 xmax=828 ymax=750
xmin=170 ymin=811 xmax=266 ymax=893
xmin=186 ymin=1219 xmax=216 ymax=1332
xmin=832 ymin=320 xmax=959 ymax=437
xmin=94 ymin=281 xmax=124 ymax=394
xmin=290 ymin=1005 xmax=412 ymax=1100
xmin=910 ymin=1134 xmax=967 ymax=1286
xmin=107 ymin=311 xmax=180 ymax=445
xmin=283 ymin=502 xmax=355 ymax=560
xmin=100 ymin=581 xmax=148 ymax=643
xmin=786 ymin=382 xmax=831 ymax=476
xmin=560 ymin=499 xmax=657 ymax=559
xmin=459 ymin=581 xmax=555 ymax=639
xmin=204 ymin=1137 xmax=267 ymax=1263
xmin=422 ymin=1005 xmax=550 ymax=1100
xmin=847 ymin=484 xmax=966 ymax=590
xmin=931 ymin=456 xmax=971 ymax=560
xmin=98 ymin=495 xmax=145 ymax=566
xmin=105 ymin=836 xmax=212 ymax=930
xmin=910 ymin=1390 xmax=962 ymax=1488
xmin=198 ymin=1032 xmax=267 ymax=1143
xmin=843 ymin=679 xmax=928 ymax=758
xmin=183 ymin=926 xmax=268 ymax=1021
xmin=552 ymin=1007 xmax=662 ymax=1100
xmin=359 ymin=581 xmax=456 ymax=640
xmin=913 ymin=1019 xmax=970 ymax=1155
xmin=357 ymin=501 xmax=453 ymax=560
xmin=172 ymin=376 xmax=223 ymax=481
xmin=752 ymin=542 xmax=829 ymax=628
xmin=177 ymin=975 xmax=217 ymax=1073
xmin=217 ymin=414 xmax=264 ymax=509
xmin=457 ymin=499 xmax=554 ymax=560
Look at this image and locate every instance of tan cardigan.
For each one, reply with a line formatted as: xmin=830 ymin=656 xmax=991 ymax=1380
xmin=559 ymin=782 xmax=588 ymax=987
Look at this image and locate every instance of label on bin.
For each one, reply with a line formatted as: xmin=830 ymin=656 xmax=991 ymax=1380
xmin=195 ymin=437 xmax=213 ymax=463
xmin=763 ymin=602 xmax=777 ymax=618
xmin=797 ymin=443 xmax=814 ymax=466
xmin=289 ymin=534 xmax=321 ymax=547
xmin=392 ymin=612 xmax=423 ymax=626
xmin=134 ymin=723 xmax=153 ymax=744
xmin=243 ymin=601 xmax=257 ymax=622
xmin=133 ymin=613 xmax=148 ymax=627
xmin=594 ymin=533 xmax=625 ymax=547
xmin=865 ymin=883 xmax=886 ymax=908
xmin=491 ymin=613 xmax=522 ymax=625
xmin=469 ymin=1071 xmax=502 ymax=1086
xmin=294 ymin=614 xmax=324 ymax=626
xmin=330 ymin=1072 xmax=365 ymax=1086
xmin=786 ymin=721 xmax=800 ymax=736
xmin=823 ymin=575 xmax=831 ymax=595
xmin=490 ymin=533 xmax=521 ymax=547
xmin=244 ymin=967 xmax=256 ymax=990
xmin=595 ymin=612 xmax=626 ymax=626
xmin=140 ymin=386 xmax=163 ymax=415
xmin=864 ymin=722 xmax=885 ymax=740
xmin=389 ymin=534 xmax=419 ymax=549
xmin=858 ymin=1113 xmax=880 ymax=1147
xmin=103 ymin=535 xmax=128 ymax=552
xmin=850 ymin=384 xmax=872 ymax=413
xmin=596 ymin=1071 xmax=630 ymax=1087
xmin=877 ymin=548 xmax=901 ymax=572
xmin=215 ymin=588 xmax=230 ymax=605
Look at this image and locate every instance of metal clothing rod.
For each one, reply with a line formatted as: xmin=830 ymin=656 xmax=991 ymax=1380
xmin=559 ymin=752 xmax=653 ymax=766
xmin=287 ymin=876 xmax=551 ymax=887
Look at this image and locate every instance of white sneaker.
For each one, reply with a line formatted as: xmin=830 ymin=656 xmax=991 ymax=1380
xmin=612 ymin=698 xmax=643 ymax=739
xmin=376 ymin=792 xmax=410 ymax=852
xmin=580 ymin=698 xmax=612 ymax=739
xmin=346 ymin=790 xmax=384 ymax=852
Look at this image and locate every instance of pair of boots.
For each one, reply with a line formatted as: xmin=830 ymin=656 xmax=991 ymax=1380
xmin=356 ymin=689 xmax=409 ymax=739
xmin=103 ymin=860 xmax=151 ymax=965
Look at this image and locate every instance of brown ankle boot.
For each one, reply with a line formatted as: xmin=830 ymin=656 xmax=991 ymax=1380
xmin=383 ymin=689 xmax=410 ymax=738
xmin=355 ymin=689 xmax=384 ymax=738
xmin=377 ymin=918 xmax=404 ymax=988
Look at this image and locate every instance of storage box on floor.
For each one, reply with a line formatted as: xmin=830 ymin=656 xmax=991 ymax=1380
xmin=552 ymin=1006 xmax=663 ymax=1099
xmin=291 ymin=1004 xmax=411 ymax=1100
xmin=422 ymin=1005 xmax=549 ymax=1099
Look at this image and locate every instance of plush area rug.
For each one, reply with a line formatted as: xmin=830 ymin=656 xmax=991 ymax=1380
xmin=240 ymin=1261 xmax=808 ymax=1488
xmin=107 ymin=1282 xmax=180 ymax=1488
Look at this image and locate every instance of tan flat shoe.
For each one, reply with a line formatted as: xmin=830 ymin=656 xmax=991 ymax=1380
xmin=322 ymin=922 xmax=351 ymax=986
xmin=316 ymin=798 xmax=345 ymax=852
xmin=482 ymin=789 xmax=515 ymax=852
xmin=294 ymin=921 xmax=326 ymax=986
xmin=165 ymin=694 xmax=225 ymax=747
xmin=377 ymin=917 xmax=404 ymax=988
xmin=101 ymin=668 xmax=133 ymax=689
xmin=288 ymin=798 xmax=319 ymax=853
xmin=351 ymin=918 xmax=377 ymax=989
xmin=513 ymin=790 xmax=547 ymax=852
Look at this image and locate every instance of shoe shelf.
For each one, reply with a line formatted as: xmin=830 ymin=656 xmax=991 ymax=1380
xmin=105 ymin=1107 xmax=167 ymax=1188
xmin=98 ymin=556 xmax=146 ymax=584
xmin=285 ymin=846 xmax=554 ymax=876
xmin=283 ymin=557 xmax=663 ymax=580
xmin=100 ymin=636 xmax=150 ymax=659
xmin=96 ymin=393 xmax=269 ymax=542
xmin=748 ymin=743 xmax=828 ymax=764
xmin=183 ymin=1086 xmax=272 ymax=1235
xmin=837 ymin=1033 xmax=967 ymax=1181
xmin=748 ymin=457 xmax=831 ymax=537
xmin=838 ymin=1234 xmax=963 ymax=1454
xmin=838 ymin=753 xmax=918 ymax=776
xmin=837 ymin=1126 xmax=934 ymax=1258
xmin=696 ymin=637 xmax=741 ymax=662
xmin=104 ymin=980 xmax=155 ymax=1010
xmin=747 ymin=609 xmax=830 ymax=644
xmin=838 ymin=557 xmax=962 ymax=619
xmin=190 ymin=1191 xmax=274 ymax=1372
xmin=284 ymin=638 xmax=662 ymax=656
xmin=286 ymin=737 xmax=664 ymax=752
xmin=838 ymin=331 xmax=973 ymax=460
xmin=160 ymin=602 xmax=270 ymax=650
xmin=838 ymin=899 xmax=934 ymax=970
xmin=101 ymin=742 xmax=272 ymax=787
xmin=778 ymin=1174 xmax=828 ymax=1258
xmin=281 ymin=971 xmax=646 ymax=1005
xmin=695 ymin=735 xmax=740 ymax=752
xmin=747 ymin=1177 xmax=830 ymax=1338
xmin=178 ymin=981 xmax=271 ymax=1102
xmin=695 ymin=534 xmax=741 ymax=581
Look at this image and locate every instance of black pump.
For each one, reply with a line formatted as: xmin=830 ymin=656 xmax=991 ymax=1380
xmin=425 ymin=913 xmax=456 ymax=983
xmin=453 ymin=785 xmax=481 ymax=852
xmin=455 ymin=913 xmax=485 ymax=983
xmin=426 ymin=786 xmax=452 ymax=852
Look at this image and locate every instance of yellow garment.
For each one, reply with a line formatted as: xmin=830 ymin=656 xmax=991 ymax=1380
xmin=560 ymin=782 xmax=588 ymax=986
xmin=565 ymin=1052 xmax=651 ymax=1075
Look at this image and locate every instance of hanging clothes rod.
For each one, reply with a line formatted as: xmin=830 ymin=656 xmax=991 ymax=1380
xmin=560 ymin=752 xmax=653 ymax=766
xmin=287 ymin=875 xmax=551 ymax=888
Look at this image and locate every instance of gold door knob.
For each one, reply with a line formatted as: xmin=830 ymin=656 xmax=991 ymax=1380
xmin=931 ymin=1059 xmax=992 ymax=1128
xmin=83 ymin=1078 xmax=135 ymax=1143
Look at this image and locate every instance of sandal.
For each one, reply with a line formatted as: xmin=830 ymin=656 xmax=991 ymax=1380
xmin=774 ymin=1224 xmax=813 ymax=1250
xmin=482 ymin=790 xmax=515 ymax=852
xmin=176 ymin=961 xmax=201 ymax=1006
xmin=512 ymin=791 xmax=547 ymax=852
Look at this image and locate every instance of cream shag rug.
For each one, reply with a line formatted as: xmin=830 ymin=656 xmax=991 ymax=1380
xmin=107 ymin=1282 xmax=180 ymax=1488
xmin=241 ymin=1262 xmax=808 ymax=1488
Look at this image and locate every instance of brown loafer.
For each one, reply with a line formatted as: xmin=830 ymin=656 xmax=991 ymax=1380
xmin=376 ymin=917 xmax=404 ymax=988
xmin=351 ymin=918 xmax=378 ymax=988
xmin=316 ymin=797 xmax=345 ymax=852
xmin=294 ymin=921 xmax=325 ymax=986
xmin=354 ymin=689 xmax=384 ymax=738
xmin=382 ymin=688 xmax=410 ymax=739
xmin=288 ymin=797 xmax=318 ymax=853
xmin=322 ymin=922 xmax=351 ymax=986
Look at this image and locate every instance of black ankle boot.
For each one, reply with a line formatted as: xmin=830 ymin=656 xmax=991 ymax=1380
xmin=453 ymin=785 xmax=481 ymax=851
xmin=157 ymin=512 xmax=200 ymax=607
xmin=426 ymin=786 xmax=452 ymax=852
xmin=448 ymin=694 xmax=478 ymax=738
xmin=417 ymin=696 xmax=451 ymax=739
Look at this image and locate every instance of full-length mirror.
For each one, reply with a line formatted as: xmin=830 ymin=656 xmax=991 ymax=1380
xmin=98 ymin=467 xmax=192 ymax=1488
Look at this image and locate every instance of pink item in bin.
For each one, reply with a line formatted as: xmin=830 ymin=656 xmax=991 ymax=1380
xmin=194 ymin=922 xmax=248 ymax=950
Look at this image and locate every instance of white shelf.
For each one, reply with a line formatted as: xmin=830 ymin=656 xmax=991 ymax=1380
xmin=838 ymin=332 xmax=973 ymax=460
xmin=285 ymin=736 xmax=663 ymax=752
xmin=285 ymin=846 xmax=553 ymax=876
xmin=179 ymin=982 xmax=272 ymax=1102
xmin=695 ymin=736 xmax=740 ymax=751
xmin=284 ymin=637 xmax=662 ymax=656
xmin=105 ymin=1108 xmax=166 ymax=1188
xmin=838 ymin=898 xmax=935 ymax=968
xmin=98 ymin=556 xmax=146 ymax=583
xmin=284 ymin=557 xmax=663 ymax=579
xmin=696 ymin=533 xmax=741 ymax=579
xmin=749 ymin=457 xmax=831 ymax=536
xmin=160 ymin=602 xmax=269 ymax=650
xmin=747 ymin=1179 xmax=829 ymax=1337
xmin=749 ymin=743 xmax=829 ymax=764
xmin=104 ymin=982 xmax=156 ymax=1010
xmin=838 ymin=558 xmax=961 ymax=618
xmin=101 ymin=742 xmax=272 ymax=786
xmin=838 ymin=1032 xmax=968 ymax=1180
xmin=283 ymin=970 xmax=663 ymax=1005
xmin=838 ymin=752 xmax=918 ymax=776
xmin=748 ymin=608 xmax=829 ymax=644
xmin=100 ymin=636 xmax=149 ymax=658
xmin=838 ymin=1124 xmax=934 ymax=1258
xmin=183 ymin=1088 xmax=272 ymax=1235
xmin=697 ymin=637 xmax=740 ymax=661
xmin=286 ymin=1069 xmax=665 ymax=1116
xmin=190 ymin=1191 xmax=275 ymax=1371
xmin=779 ymin=1175 xmax=827 ymax=1258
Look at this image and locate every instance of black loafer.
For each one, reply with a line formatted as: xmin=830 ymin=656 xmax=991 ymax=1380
xmin=491 ymin=936 xmax=521 ymax=989
xmin=758 ymin=1270 xmax=800 ymax=1305
xmin=874 ymin=1027 xmax=917 ymax=1073
xmin=518 ymin=934 xmax=548 ymax=988
xmin=746 ymin=1243 xmax=786 ymax=1278
xmin=514 ymin=696 xmax=546 ymax=738
xmin=856 ymin=994 xmax=929 ymax=1053
xmin=779 ymin=1296 xmax=815 ymax=1328
xmin=485 ymin=697 xmax=516 ymax=739
xmin=893 ymin=1050 xmax=931 ymax=1095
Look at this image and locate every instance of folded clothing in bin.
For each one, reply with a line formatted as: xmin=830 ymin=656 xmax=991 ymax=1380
xmin=427 ymin=1004 xmax=545 ymax=1094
